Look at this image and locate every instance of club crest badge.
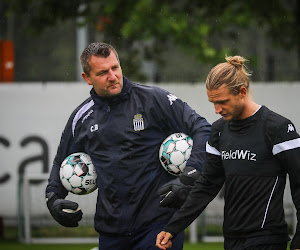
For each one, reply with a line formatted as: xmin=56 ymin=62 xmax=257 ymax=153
xmin=133 ymin=113 xmax=144 ymax=131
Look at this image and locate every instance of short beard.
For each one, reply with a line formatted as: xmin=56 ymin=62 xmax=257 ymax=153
xmin=231 ymin=103 xmax=245 ymax=120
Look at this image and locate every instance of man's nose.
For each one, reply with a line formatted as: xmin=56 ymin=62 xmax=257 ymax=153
xmin=214 ymin=104 xmax=222 ymax=114
xmin=108 ymin=69 xmax=117 ymax=80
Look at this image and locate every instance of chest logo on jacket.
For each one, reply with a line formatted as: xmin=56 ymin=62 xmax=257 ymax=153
xmin=221 ymin=149 xmax=257 ymax=161
xmin=133 ymin=114 xmax=144 ymax=131
xmin=167 ymin=94 xmax=178 ymax=105
xmin=90 ymin=124 xmax=98 ymax=132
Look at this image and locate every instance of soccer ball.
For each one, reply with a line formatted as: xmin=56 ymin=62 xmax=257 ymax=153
xmin=60 ymin=152 xmax=97 ymax=195
xmin=159 ymin=133 xmax=193 ymax=176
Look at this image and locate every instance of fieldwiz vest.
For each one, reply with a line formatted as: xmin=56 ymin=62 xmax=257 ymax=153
xmin=219 ymin=108 xmax=284 ymax=177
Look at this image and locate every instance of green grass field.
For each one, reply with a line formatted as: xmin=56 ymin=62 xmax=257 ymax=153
xmin=0 ymin=225 xmax=224 ymax=249
xmin=0 ymin=226 xmax=291 ymax=249
xmin=0 ymin=240 xmax=293 ymax=250
xmin=0 ymin=241 xmax=224 ymax=250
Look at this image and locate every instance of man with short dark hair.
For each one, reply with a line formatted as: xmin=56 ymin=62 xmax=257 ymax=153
xmin=45 ymin=42 xmax=211 ymax=249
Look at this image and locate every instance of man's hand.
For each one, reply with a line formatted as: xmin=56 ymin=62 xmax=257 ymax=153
xmin=156 ymin=231 xmax=173 ymax=249
xmin=46 ymin=192 xmax=83 ymax=227
xmin=158 ymin=178 xmax=192 ymax=208
xmin=158 ymin=166 xmax=200 ymax=208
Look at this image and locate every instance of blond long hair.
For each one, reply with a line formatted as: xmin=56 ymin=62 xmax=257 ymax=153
xmin=206 ymin=56 xmax=252 ymax=95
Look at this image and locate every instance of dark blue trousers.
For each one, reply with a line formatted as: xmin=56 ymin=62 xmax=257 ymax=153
xmin=98 ymin=223 xmax=184 ymax=250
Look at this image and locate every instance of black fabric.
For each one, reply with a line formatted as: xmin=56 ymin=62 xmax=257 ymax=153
xmin=224 ymin=235 xmax=289 ymax=250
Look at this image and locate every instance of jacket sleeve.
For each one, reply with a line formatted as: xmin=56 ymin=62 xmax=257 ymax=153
xmin=163 ymin=121 xmax=225 ymax=237
xmin=266 ymin=117 xmax=300 ymax=249
xmin=153 ymin=87 xmax=211 ymax=172
xmin=45 ymin=112 xmax=84 ymax=198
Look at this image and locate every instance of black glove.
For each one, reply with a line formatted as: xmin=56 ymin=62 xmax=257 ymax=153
xmin=158 ymin=166 xmax=200 ymax=208
xmin=46 ymin=192 xmax=83 ymax=227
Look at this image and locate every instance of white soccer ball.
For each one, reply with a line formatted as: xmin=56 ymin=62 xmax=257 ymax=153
xmin=159 ymin=133 xmax=193 ymax=176
xmin=59 ymin=152 xmax=97 ymax=195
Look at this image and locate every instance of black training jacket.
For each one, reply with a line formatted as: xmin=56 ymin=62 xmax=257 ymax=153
xmin=46 ymin=77 xmax=211 ymax=235
xmin=164 ymin=106 xmax=300 ymax=249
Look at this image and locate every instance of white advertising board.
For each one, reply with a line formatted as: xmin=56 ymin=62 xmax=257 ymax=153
xmin=0 ymin=82 xmax=299 ymax=219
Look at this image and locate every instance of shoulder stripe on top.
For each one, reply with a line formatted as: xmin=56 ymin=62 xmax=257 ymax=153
xmin=72 ymin=100 xmax=94 ymax=136
xmin=206 ymin=142 xmax=221 ymax=156
xmin=272 ymin=138 xmax=300 ymax=155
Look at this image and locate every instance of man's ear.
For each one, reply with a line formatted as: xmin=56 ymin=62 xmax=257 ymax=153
xmin=239 ymin=86 xmax=247 ymax=98
xmin=82 ymin=72 xmax=92 ymax=86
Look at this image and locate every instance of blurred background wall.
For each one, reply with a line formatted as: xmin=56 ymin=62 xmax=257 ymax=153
xmin=0 ymin=81 xmax=299 ymax=221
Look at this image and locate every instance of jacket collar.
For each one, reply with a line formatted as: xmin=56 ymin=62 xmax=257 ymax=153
xmin=90 ymin=76 xmax=132 ymax=107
